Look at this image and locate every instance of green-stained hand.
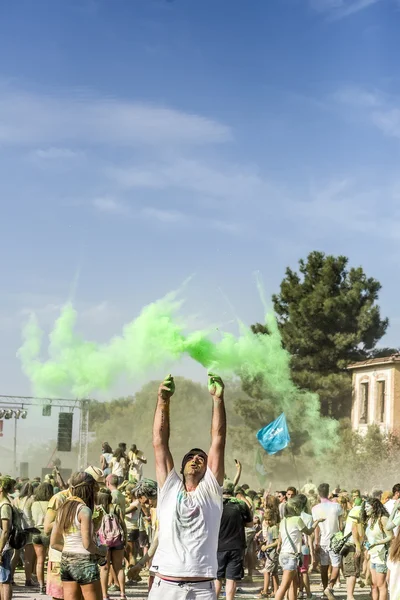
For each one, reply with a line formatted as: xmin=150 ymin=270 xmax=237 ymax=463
xmin=208 ymin=373 xmax=224 ymax=398
xmin=158 ymin=374 xmax=175 ymax=401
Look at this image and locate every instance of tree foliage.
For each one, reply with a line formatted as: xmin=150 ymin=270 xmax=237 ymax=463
xmin=270 ymin=251 xmax=388 ymax=417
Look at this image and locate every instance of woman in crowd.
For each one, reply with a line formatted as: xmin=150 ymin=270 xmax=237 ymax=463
xmin=256 ymin=509 xmax=280 ymax=599
xmin=100 ymin=444 xmax=113 ymax=477
xmin=339 ymin=494 xmax=351 ymax=523
xmin=95 ymin=487 xmax=127 ymax=600
xmin=274 ymin=496 xmax=325 ymax=600
xmin=362 ymin=498 xmax=393 ymax=600
xmin=32 ymin=482 xmax=54 ymax=594
xmin=109 ymin=449 xmax=126 ymax=486
xmin=297 ymin=494 xmax=314 ymax=600
xmin=264 ymin=495 xmax=280 ymax=525
xmin=127 ymin=445 xmax=147 ymax=483
xmin=124 ymin=488 xmax=140 ymax=582
xmin=50 ymin=471 xmax=106 ymax=600
xmin=13 ymin=481 xmax=35 ymax=586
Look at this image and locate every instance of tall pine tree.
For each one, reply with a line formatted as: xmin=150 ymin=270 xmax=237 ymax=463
xmin=269 ymin=251 xmax=389 ymax=417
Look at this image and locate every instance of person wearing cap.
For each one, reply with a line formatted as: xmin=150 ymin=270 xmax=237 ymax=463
xmin=128 ymin=480 xmax=159 ymax=590
xmin=215 ymin=481 xmax=253 ymax=600
xmin=150 ymin=373 xmax=226 ymax=600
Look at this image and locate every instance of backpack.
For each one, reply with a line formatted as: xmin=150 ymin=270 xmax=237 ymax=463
xmin=330 ymin=531 xmax=352 ymax=556
xmin=97 ymin=506 xmax=124 ymax=548
xmin=9 ymin=505 xmax=31 ymax=550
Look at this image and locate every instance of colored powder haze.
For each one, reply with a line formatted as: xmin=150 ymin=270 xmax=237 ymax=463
xmin=17 ymin=287 xmax=337 ymax=454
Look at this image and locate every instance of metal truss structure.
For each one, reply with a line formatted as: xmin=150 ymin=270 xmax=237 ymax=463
xmin=0 ymin=395 xmax=91 ymax=474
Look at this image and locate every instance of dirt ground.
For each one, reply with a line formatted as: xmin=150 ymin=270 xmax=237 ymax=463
xmin=11 ymin=569 xmax=372 ymax=600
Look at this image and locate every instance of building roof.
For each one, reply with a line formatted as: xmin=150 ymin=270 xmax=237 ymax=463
xmin=348 ymin=354 xmax=400 ymax=370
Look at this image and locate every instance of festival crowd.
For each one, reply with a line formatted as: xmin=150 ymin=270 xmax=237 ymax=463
xmin=1 ymin=374 xmax=400 ymax=600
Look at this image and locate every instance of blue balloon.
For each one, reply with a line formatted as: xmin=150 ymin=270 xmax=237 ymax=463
xmin=256 ymin=413 xmax=290 ymax=455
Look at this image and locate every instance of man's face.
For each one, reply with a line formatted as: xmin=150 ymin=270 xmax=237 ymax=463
xmin=286 ymin=490 xmax=295 ymax=499
xmin=183 ymin=453 xmax=207 ymax=481
xmin=394 ymin=491 xmax=400 ymax=500
xmin=138 ymin=495 xmax=148 ymax=506
xmin=352 ymin=491 xmax=360 ymax=501
xmin=278 ymin=492 xmax=286 ymax=503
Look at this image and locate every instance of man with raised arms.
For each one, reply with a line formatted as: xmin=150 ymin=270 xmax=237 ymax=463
xmin=150 ymin=373 xmax=226 ymax=600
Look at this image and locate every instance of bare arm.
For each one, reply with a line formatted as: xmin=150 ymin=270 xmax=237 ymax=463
xmin=352 ymin=521 xmax=362 ymax=556
xmin=301 ymin=519 xmax=325 ymax=537
xmin=314 ymin=523 xmax=321 ymax=547
xmin=79 ymin=507 xmax=102 ymax=554
xmin=232 ymin=460 xmax=242 ymax=487
xmin=0 ymin=508 xmax=11 ymax=556
xmin=153 ymin=375 xmax=175 ymax=488
xmin=125 ymin=500 xmax=139 ymax=515
xmin=207 ymin=373 xmax=226 ymax=486
xmin=44 ymin=508 xmax=57 ymax=536
xmin=50 ymin=520 xmax=64 ymax=554
xmin=138 ymin=454 xmax=147 ymax=465
xmin=129 ymin=532 xmax=159 ymax=575
xmin=54 ymin=467 xmax=67 ymax=490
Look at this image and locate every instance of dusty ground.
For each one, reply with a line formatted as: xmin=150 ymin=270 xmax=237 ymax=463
xmin=11 ymin=569 xmax=371 ymax=600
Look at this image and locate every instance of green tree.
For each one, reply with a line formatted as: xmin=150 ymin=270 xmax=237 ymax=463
xmin=271 ymin=251 xmax=388 ymax=418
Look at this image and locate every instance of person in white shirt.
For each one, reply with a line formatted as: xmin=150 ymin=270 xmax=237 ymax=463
xmin=384 ymin=483 xmax=400 ymax=536
xmin=362 ymin=498 xmax=392 ymax=600
xmin=274 ymin=496 xmax=324 ymax=600
xmin=312 ymin=483 xmax=343 ymax=600
xmin=150 ymin=373 xmax=226 ymax=600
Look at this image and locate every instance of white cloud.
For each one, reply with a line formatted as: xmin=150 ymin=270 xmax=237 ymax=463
xmin=32 ymin=147 xmax=82 ymax=159
xmin=92 ymin=197 xmax=131 ymax=216
xmin=310 ymin=0 xmax=380 ymax=19
xmin=109 ymin=157 xmax=268 ymax=204
xmin=290 ymin=176 xmax=400 ymax=242
xmin=333 ymin=87 xmax=380 ymax=108
xmin=141 ymin=206 xmax=242 ymax=235
xmin=334 ymin=86 xmax=400 ymax=139
xmin=371 ymin=109 xmax=400 ymax=138
xmin=210 ymin=220 xmax=241 ymax=234
xmin=141 ymin=207 xmax=187 ymax=223
xmin=0 ymin=84 xmax=231 ymax=147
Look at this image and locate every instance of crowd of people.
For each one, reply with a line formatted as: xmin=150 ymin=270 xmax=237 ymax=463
xmin=1 ymin=374 xmax=400 ymax=600
xmin=0 ymin=442 xmax=153 ymax=600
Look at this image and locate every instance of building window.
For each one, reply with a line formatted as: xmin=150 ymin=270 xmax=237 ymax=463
xmin=377 ymin=380 xmax=386 ymax=423
xmin=360 ymin=382 xmax=369 ymax=424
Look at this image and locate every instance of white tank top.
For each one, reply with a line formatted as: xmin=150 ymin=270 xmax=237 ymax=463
xmin=63 ymin=505 xmax=91 ymax=555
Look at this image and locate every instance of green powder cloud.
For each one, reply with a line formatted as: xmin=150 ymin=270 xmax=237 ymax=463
xmin=17 ymin=288 xmax=337 ymax=453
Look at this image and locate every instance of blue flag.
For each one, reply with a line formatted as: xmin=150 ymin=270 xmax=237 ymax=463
xmin=256 ymin=413 xmax=290 ymax=455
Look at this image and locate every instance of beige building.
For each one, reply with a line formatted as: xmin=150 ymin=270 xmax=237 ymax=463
xmin=348 ymin=355 xmax=400 ymax=434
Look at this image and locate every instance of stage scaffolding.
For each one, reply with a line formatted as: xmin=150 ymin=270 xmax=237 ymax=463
xmin=0 ymin=395 xmax=91 ymax=475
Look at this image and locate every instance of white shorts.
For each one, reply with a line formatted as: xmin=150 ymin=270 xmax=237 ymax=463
xmin=319 ymin=546 xmax=341 ymax=568
xmin=149 ymin=578 xmax=216 ymax=600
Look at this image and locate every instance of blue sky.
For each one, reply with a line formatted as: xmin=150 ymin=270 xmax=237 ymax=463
xmin=1 ymin=0 xmax=400 ymax=419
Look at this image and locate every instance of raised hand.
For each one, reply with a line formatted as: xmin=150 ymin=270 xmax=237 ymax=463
xmin=158 ymin=374 xmax=175 ymax=401
xmin=208 ymin=373 xmax=224 ymax=398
